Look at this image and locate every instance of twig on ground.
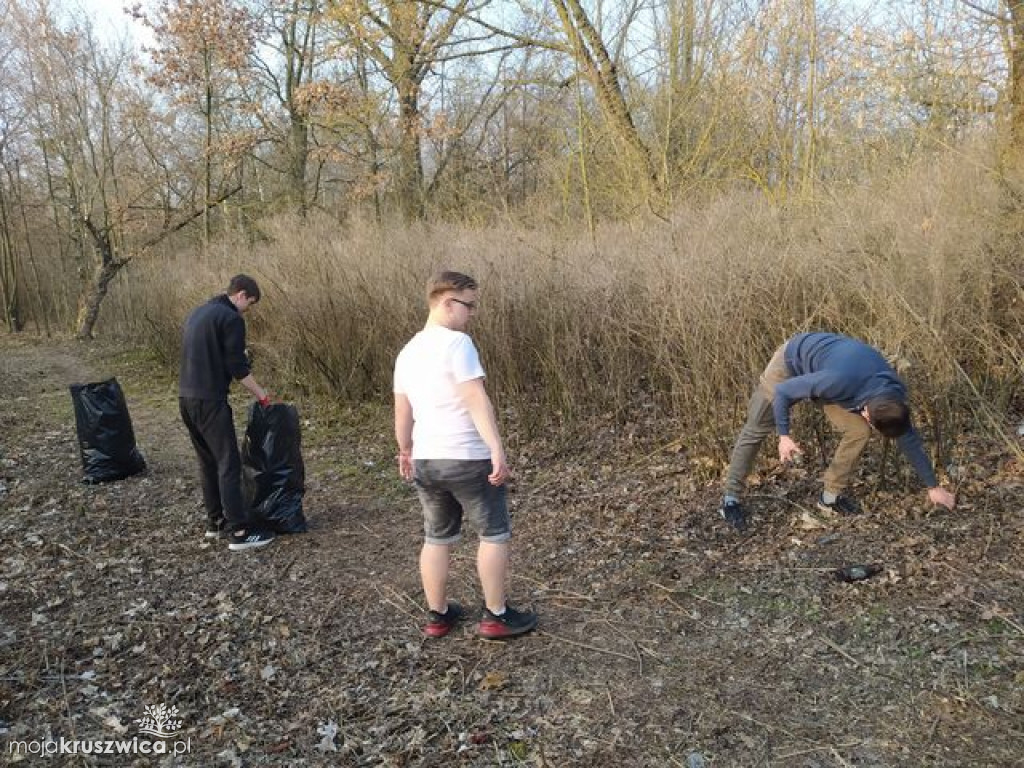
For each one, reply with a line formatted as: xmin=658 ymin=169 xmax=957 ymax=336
xmin=746 ymin=493 xmax=816 ymax=516
xmin=375 ymin=584 xmax=422 ymax=623
xmin=509 ymin=571 xmax=594 ymax=601
xmin=536 ymin=630 xmax=641 ymax=664
xmin=620 ymin=438 xmax=683 ymax=470
xmin=964 ymin=597 xmax=1024 ymax=635
xmin=529 ymin=587 xmax=597 ymax=603
xmin=775 ymin=741 xmax=863 ymax=760
xmin=652 ymin=582 xmax=730 ymax=608
xmin=723 ymin=707 xmax=807 ymax=742
xmin=634 ymin=641 xmax=666 ymax=664
xmin=279 ymin=556 xmax=299 ymax=580
xmin=829 ymin=746 xmax=855 ymax=767
xmin=818 ymin=635 xmax=862 ymax=667
xmin=816 ymin=634 xmax=912 ymax=685
xmin=58 ymin=543 xmax=99 ymax=568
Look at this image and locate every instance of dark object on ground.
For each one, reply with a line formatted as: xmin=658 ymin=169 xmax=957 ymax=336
xmin=242 ymin=402 xmax=307 ymax=533
xmin=818 ymin=494 xmax=861 ymax=516
xmin=70 ymin=378 xmax=147 ymax=484
xmin=834 ymin=563 xmax=883 ymax=583
xmin=719 ymin=500 xmax=748 ymax=531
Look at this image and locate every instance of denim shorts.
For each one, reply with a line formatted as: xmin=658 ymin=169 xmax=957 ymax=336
xmin=413 ymin=459 xmax=510 ymax=545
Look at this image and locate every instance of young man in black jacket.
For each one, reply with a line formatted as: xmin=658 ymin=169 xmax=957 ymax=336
xmin=179 ymin=274 xmax=274 ymax=551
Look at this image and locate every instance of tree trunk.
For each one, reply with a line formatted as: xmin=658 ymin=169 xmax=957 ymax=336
xmin=75 ymin=259 xmax=123 ymax=340
xmin=0 ymin=180 xmax=24 ymax=332
xmin=288 ymin=113 xmax=310 ymax=214
xmin=75 ymin=218 xmax=125 ymax=340
xmin=1010 ymin=2 xmax=1024 ymax=158
xmin=555 ymin=0 xmax=659 ymax=190
xmin=203 ymin=61 xmax=214 ymax=245
xmin=283 ymin=0 xmax=315 ymax=215
xmin=396 ymin=77 xmax=425 ymax=220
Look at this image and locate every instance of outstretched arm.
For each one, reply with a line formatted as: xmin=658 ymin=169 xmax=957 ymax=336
xmin=897 ymin=428 xmax=955 ymax=509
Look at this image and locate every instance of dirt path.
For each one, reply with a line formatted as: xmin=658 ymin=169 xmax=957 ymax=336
xmin=1 ymin=336 xmax=1022 ymax=767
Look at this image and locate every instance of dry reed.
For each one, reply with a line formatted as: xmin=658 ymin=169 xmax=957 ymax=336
xmin=98 ymin=148 xmax=1023 ymax=460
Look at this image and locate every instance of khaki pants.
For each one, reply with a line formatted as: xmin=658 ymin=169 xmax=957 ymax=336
xmin=723 ymin=344 xmax=872 ymax=497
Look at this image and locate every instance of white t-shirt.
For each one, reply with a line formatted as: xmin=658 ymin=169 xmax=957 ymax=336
xmin=393 ymin=325 xmax=490 ymax=460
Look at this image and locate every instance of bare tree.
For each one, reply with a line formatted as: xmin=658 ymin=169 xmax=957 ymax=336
xmin=242 ymin=0 xmax=328 ymax=214
xmin=134 ymin=0 xmax=258 ymax=241
xmin=11 ymin=1 xmax=241 ymax=338
xmin=326 ymin=0 xmax=480 ymax=220
xmin=0 ymin=0 xmax=24 ymax=330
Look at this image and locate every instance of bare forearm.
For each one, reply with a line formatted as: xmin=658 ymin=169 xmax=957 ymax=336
xmin=239 ymin=374 xmax=267 ymax=402
xmin=465 ymin=396 xmax=503 ymax=454
xmin=394 ymin=395 xmax=414 ymax=453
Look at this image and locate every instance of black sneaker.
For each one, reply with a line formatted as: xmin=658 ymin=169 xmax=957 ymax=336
xmin=817 ymin=494 xmax=860 ymax=516
xmin=205 ymin=520 xmax=227 ymax=539
xmin=719 ymin=500 xmax=748 ymax=531
xmin=227 ymin=530 xmax=275 ymax=551
xmin=423 ymin=602 xmax=464 ymax=638
xmin=478 ymin=604 xmax=538 ymax=639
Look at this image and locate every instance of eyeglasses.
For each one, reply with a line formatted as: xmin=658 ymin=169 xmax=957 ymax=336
xmin=451 ymin=298 xmax=478 ymax=311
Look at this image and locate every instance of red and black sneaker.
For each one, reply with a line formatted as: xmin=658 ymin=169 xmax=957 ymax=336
xmin=478 ymin=604 xmax=538 ymax=639
xmin=423 ymin=602 xmax=464 ymax=638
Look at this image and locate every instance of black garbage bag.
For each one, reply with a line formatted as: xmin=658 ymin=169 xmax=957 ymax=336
xmin=242 ymin=402 xmax=307 ymax=533
xmin=70 ymin=378 xmax=147 ymax=484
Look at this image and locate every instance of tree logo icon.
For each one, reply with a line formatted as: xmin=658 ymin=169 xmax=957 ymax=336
xmin=135 ymin=704 xmax=183 ymax=738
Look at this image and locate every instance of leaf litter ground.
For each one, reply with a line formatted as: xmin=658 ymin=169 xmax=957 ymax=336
xmin=0 ymin=336 xmax=1021 ymax=767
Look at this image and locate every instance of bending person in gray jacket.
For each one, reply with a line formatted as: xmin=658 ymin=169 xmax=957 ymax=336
xmin=719 ymin=332 xmax=956 ymax=531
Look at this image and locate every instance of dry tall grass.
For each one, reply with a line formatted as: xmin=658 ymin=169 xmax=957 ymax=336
xmin=100 ymin=146 xmax=1023 ymax=463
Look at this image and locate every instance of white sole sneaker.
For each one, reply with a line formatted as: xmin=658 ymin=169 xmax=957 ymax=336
xmin=227 ymin=533 xmax=275 ymax=551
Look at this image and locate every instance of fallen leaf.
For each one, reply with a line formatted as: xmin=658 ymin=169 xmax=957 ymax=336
xmin=479 ymin=671 xmax=508 ymax=690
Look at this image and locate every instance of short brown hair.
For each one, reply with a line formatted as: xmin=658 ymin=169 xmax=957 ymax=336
xmin=227 ymin=274 xmax=261 ymax=303
xmin=867 ymin=398 xmax=911 ymax=438
xmin=427 ymin=270 xmax=477 ymax=304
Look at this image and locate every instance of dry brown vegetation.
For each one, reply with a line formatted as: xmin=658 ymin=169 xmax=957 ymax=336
xmin=100 ymin=147 xmax=1023 ymax=462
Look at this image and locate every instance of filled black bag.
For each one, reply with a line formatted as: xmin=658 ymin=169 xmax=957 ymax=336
xmin=242 ymin=402 xmax=307 ymax=533
xmin=70 ymin=378 xmax=147 ymax=483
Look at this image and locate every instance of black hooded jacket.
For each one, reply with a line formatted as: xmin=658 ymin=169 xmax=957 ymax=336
xmin=178 ymin=294 xmax=252 ymax=400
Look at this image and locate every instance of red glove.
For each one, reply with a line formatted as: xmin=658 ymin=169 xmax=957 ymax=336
xmin=258 ymin=395 xmax=271 ymax=408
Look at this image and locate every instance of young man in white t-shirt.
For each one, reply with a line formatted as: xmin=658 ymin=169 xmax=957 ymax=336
xmin=394 ymin=271 xmax=537 ymax=639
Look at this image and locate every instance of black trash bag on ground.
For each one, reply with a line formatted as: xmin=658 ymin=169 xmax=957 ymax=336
xmin=242 ymin=402 xmax=307 ymax=533
xmin=70 ymin=378 xmax=147 ymax=484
